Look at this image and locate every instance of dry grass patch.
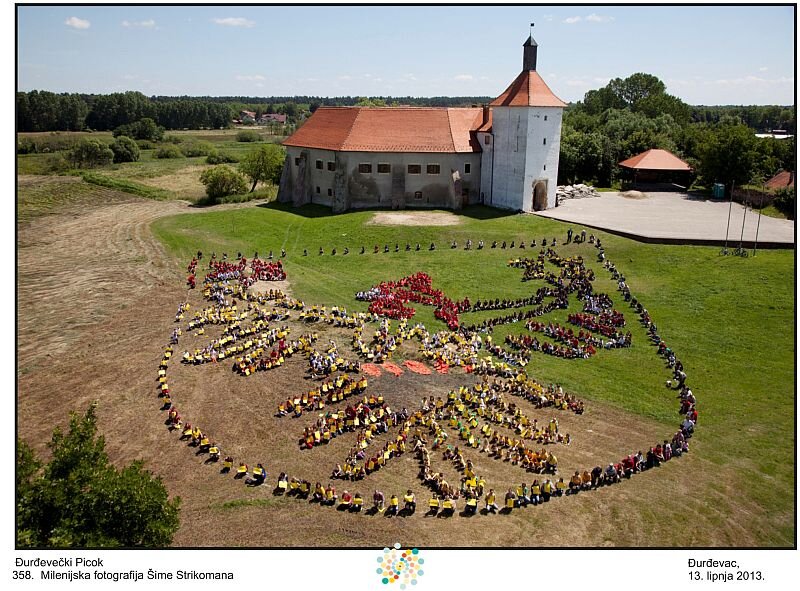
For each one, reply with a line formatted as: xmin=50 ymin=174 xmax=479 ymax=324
xmin=136 ymin=165 xmax=209 ymax=201
xmin=368 ymin=211 xmax=463 ymax=226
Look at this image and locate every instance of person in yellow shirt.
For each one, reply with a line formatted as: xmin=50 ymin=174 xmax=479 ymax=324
xmin=542 ymin=478 xmax=553 ymax=502
xmin=403 ymin=490 xmax=416 ymax=513
xmin=530 ymin=480 xmax=541 ymax=505
xmin=569 ymin=470 xmax=582 ymax=495
xmin=386 ymin=494 xmax=400 ymax=516
xmin=485 ymin=489 xmax=499 ymax=513
xmin=352 ymin=492 xmax=364 ymax=512
xmin=555 ymin=477 xmax=568 ymax=497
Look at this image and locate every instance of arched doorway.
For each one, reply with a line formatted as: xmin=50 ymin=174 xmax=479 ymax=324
xmin=533 ymin=180 xmax=548 ymax=211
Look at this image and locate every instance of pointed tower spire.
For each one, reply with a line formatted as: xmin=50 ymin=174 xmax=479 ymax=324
xmin=523 ymin=23 xmax=538 ymax=71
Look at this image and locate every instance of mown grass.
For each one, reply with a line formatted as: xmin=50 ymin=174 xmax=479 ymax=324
xmin=16 ymin=176 xmax=137 ymax=222
xmin=81 ymin=171 xmax=172 ymax=201
xmin=152 ymin=203 xmax=795 ymax=545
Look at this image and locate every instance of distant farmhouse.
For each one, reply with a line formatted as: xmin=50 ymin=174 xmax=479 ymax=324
xmin=233 ymin=110 xmax=288 ymax=126
xmin=278 ymin=34 xmax=565 ymax=213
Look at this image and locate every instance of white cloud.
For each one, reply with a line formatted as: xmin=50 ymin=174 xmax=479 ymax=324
xmin=235 ymin=74 xmax=266 ymax=81
xmin=544 ymin=14 xmax=554 ymax=22
xmin=586 ymin=14 xmax=615 ymax=23
xmin=122 ymin=19 xmax=156 ymax=28
xmin=212 ymin=17 xmax=255 ymax=28
xmin=565 ymin=79 xmax=592 ymax=87
xmin=65 ymin=16 xmax=90 ymax=29
xmin=759 ymin=67 xmax=769 ymax=72
xmin=708 ymin=75 xmax=793 ymax=86
xmin=454 ymin=74 xmax=474 ymax=81
xmin=564 ymin=14 xmax=614 ymax=24
xmin=338 ymin=75 xmax=353 ymax=81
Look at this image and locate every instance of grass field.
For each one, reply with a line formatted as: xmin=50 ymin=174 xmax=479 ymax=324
xmin=16 ymin=131 xmax=795 ymax=546
xmin=146 ymin=203 xmax=795 ymax=547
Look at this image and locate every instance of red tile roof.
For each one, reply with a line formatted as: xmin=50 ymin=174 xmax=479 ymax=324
xmin=765 ymin=170 xmax=795 ymax=190
xmin=283 ymin=107 xmax=483 ymax=153
xmin=490 ymin=70 xmax=567 ymax=108
xmin=618 ymin=149 xmax=692 ymax=171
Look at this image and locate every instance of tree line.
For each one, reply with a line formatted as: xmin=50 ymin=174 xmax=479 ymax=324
xmin=15 ymin=91 xmax=498 ymax=133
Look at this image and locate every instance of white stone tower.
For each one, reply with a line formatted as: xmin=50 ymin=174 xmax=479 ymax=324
xmin=478 ymin=31 xmax=566 ymax=211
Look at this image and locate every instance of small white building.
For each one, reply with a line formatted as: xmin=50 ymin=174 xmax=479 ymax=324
xmin=279 ymin=33 xmax=565 ymax=213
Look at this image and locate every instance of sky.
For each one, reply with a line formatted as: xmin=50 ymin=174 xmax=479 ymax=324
xmin=15 ymin=3 xmax=797 ymax=105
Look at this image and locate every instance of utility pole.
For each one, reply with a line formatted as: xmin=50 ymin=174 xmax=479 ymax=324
xmin=753 ymin=176 xmax=767 ymax=256
xmin=722 ymin=181 xmax=734 ymax=254
xmin=737 ymin=188 xmax=747 ymax=253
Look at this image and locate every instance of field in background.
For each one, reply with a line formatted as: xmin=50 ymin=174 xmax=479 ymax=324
xmin=16 ymin=129 xmax=286 ymax=202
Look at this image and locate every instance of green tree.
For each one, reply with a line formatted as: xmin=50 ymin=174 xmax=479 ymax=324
xmin=154 ymin=144 xmax=184 ymax=159
xmin=773 ymin=187 xmax=795 ymax=219
xmin=609 ymin=73 xmax=666 ymax=108
xmin=238 ymin=144 xmax=286 ymax=192
xmin=236 ymin=129 xmax=261 ymax=142
xmin=355 ymin=97 xmax=386 ymax=107
xmin=281 ymin=101 xmax=299 ymax=118
xmin=697 ymin=124 xmax=758 ymax=190
xmin=67 ymin=139 xmax=114 ymax=168
xmin=180 ymin=140 xmax=214 ymax=157
xmin=206 ymin=149 xmax=238 ymax=164
xmin=110 ymin=135 xmax=140 ymax=163
xmin=113 ymin=117 xmax=164 ymax=142
xmin=17 ymin=404 xmax=180 ymax=548
xmin=200 ymin=165 xmax=248 ymax=201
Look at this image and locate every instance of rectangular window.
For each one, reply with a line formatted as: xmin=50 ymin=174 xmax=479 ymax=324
xmin=544 ymin=115 xmax=548 ymax=121
xmin=327 ymin=188 xmax=333 ymax=196
xmin=427 ymin=164 xmax=440 ymax=175
xmin=543 ymin=164 xmax=546 ymax=171
xmin=327 ymin=161 xmax=335 ymax=171
xmin=315 ymin=160 xmax=323 ymax=170
xmin=294 ymin=157 xmax=301 ymax=166
xmin=408 ymin=164 xmax=421 ymax=174
xmin=377 ymin=163 xmax=391 ymax=174
xmin=414 ymin=191 xmax=423 ymax=200
xmin=464 ymin=163 xmax=471 ymax=174
xmin=484 ymin=135 xmax=491 ymax=145
xmin=358 ymin=163 xmax=372 ymax=174
xmin=543 ymin=138 xmax=547 ymax=145
xmin=316 ymin=186 xmax=320 ymax=194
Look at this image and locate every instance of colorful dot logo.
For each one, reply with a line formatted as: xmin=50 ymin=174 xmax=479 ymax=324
xmin=375 ymin=543 xmax=424 ymax=589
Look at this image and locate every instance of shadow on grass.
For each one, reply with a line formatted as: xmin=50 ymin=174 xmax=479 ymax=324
xmin=256 ymin=201 xmax=343 ymax=218
xmin=458 ymin=205 xmax=518 ymax=220
xmin=256 ymin=201 xmax=520 ymax=221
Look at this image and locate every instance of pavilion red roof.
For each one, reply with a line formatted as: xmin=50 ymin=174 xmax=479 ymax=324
xmin=765 ymin=170 xmax=795 ymax=190
xmin=618 ymin=149 xmax=692 ymax=171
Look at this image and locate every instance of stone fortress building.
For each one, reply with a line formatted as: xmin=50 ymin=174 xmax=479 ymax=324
xmin=278 ymin=32 xmax=565 ymax=213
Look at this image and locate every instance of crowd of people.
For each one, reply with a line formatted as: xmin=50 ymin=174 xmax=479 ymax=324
xmin=154 ymin=227 xmax=701 ymax=519
xmin=355 ymin=272 xmax=470 ymax=330
xmin=277 ymin=373 xmax=369 ymax=418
